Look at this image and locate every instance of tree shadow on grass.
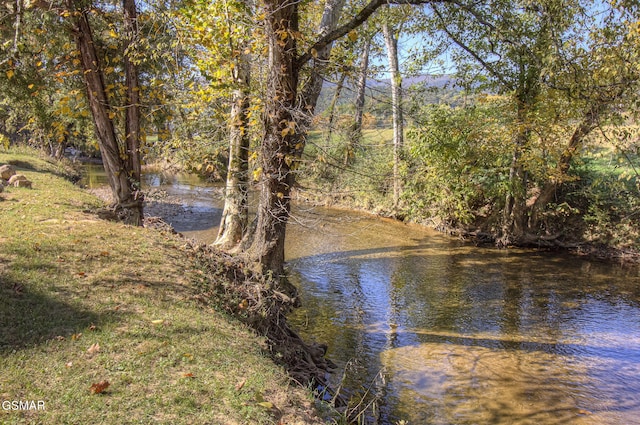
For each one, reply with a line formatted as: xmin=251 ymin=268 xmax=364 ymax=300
xmin=0 ymin=273 xmax=110 ymax=353
xmin=6 ymin=158 xmax=82 ymax=183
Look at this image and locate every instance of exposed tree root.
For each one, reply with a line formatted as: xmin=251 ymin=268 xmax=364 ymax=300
xmin=182 ymin=241 xmax=338 ymax=394
xmin=459 ymin=227 xmax=640 ymax=264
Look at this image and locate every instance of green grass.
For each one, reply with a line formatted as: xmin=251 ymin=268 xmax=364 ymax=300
xmin=0 ymin=149 xmax=321 ymax=424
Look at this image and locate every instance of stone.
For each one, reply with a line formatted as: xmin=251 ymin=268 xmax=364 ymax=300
xmin=13 ymin=179 xmax=32 ymax=188
xmin=8 ymin=174 xmax=27 ymax=184
xmin=9 ymin=174 xmax=32 ymax=188
xmin=0 ymin=164 xmax=16 ymax=180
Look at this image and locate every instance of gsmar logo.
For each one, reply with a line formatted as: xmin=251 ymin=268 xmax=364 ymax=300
xmin=2 ymin=400 xmax=46 ymax=411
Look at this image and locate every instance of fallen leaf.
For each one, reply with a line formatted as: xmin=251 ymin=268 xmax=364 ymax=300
xmin=65 ymin=361 xmax=73 ymax=368
xmin=182 ymin=372 xmax=194 ymax=378
xmin=235 ymin=378 xmax=246 ymax=391
xmin=88 ymin=324 xmax=97 ymax=331
xmin=100 ymin=251 xmax=110 ymax=257
xmin=87 ymin=343 xmax=100 ymax=354
xmin=258 ymin=401 xmax=274 ymax=409
xmin=89 ymin=380 xmax=110 ymax=394
xmin=71 ymin=333 xmax=82 ymax=340
xmin=151 ymin=319 xmax=164 ymax=325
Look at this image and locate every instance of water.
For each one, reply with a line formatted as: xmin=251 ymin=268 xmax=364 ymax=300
xmin=285 ymin=208 xmax=640 ymax=424
xmin=84 ymin=166 xmax=640 ymax=424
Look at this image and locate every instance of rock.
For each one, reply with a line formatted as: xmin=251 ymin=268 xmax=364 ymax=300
xmin=0 ymin=164 xmax=16 ymax=180
xmin=13 ymin=179 xmax=32 ymax=188
xmin=9 ymin=174 xmax=32 ymax=188
xmin=8 ymin=174 xmax=27 ymax=184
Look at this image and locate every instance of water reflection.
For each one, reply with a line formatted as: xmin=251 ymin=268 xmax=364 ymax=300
xmin=286 ymin=208 xmax=640 ymax=424
xmin=80 ymin=164 xmax=224 ymax=235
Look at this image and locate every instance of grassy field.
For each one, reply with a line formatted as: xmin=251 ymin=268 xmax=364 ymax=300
xmin=0 ymin=150 xmax=321 ymax=424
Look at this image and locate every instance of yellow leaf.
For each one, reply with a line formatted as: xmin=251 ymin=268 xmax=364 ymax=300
xmin=151 ymin=319 xmax=164 ymax=325
xmin=311 ymin=48 xmax=318 ymax=58
xmin=258 ymin=402 xmax=274 ymax=409
xmin=252 ymin=167 xmax=262 ymax=181
xmin=6 ymin=69 xmax=14 ymax=79
xmin=277 ymin=192 xmax=284 ymax=199
xmin=348 ymin=31 xmax=358 ymax=42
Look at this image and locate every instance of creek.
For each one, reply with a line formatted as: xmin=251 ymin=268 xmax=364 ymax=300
xmin=83 ymin=165 xmax=640 ymax=424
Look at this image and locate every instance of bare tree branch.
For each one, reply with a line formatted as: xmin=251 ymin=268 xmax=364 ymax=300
xmin=296 ymin=0 xmax=454 ymax=67
xmin=431 ymin=5 xmax=512 ymax=89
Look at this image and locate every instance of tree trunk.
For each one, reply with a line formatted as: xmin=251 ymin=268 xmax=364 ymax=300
xmin=299 ymin=0 xmax=346 ymax=115
xmin=529 ymin=102 xmax=604 ymax=229
xmin=503 ymin=156 xmax=527 ymax=238
xmin=346 ymin=35 xmax=371 ymax=165
xmin=291 ymin=0 xmax=345 ymax=160
xmin=246 ymin=0 xmax=299 ymax=275
xmin=123 ymin=0 xmax=142 ymax=189
xmin=214 ymin=50 xmax=251 ymax=250
xmin=325 ymin=71 xmax=345 ymax=149
xmin=383 ymin=20 xmax=403 ymax=210
xmin=70 ymin=0 xmax=142 ymax=225
xmin=501 ymin=114 xmax=529 ymax=244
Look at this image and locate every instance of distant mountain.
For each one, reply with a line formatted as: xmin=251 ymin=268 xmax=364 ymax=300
xmin=370 ymin=74 xmax=456 ymax=89
xmin=315 ymin=73 xmax=460 ymax=118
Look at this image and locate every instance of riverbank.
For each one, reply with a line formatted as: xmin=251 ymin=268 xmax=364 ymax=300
xmin=0 ymin=150 xmax=322 ymax=424
xmin=292 ymin=186 xmax=640 ymax=265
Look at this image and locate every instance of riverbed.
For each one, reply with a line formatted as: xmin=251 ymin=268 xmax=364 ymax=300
xmin=83 ymin=165 xmax=640 ymax=424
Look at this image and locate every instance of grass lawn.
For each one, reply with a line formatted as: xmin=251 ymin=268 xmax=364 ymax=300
xmin=0 ymin=150 xmax=321 ymax=424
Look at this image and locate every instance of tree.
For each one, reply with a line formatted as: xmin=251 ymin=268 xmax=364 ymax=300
xmin=0 ymin=0 xmax=96 ymax=155
xmin=347 ymin=31 xmax=373 ymax=164
xmin=68 ymin=0 xmax=144 ymax=225
xmin=214 ymin=48 xmax=252 ymax=250
xmin=382 ymin=12 xmax=404 ymax=210
xmin=422 ymin=0 xmax=640 ymax=245
xmin=246 ymin=0 xmax=453 ymax=274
